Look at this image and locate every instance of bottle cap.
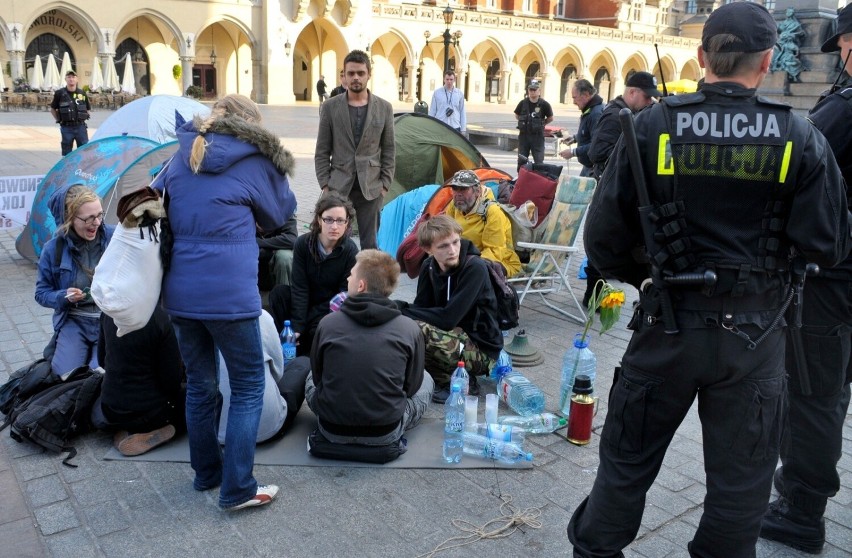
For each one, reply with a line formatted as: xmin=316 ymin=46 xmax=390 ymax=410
xmin=558 ymin=417 xmax=567 ymax=427
xmin=572 ymin=375 xmax=593 ymax=395
xmin=573 ymin=333 xmax=589 ymax=349
xmin=450 ymin=383 xmax=461 ymax=392
xmin=524 ymin=452 xmax=533 ymax=461
xmin=284 ymin=320 xmax=291 ymax=326
xmin=457 ymin=361 xmax=465 ymax=368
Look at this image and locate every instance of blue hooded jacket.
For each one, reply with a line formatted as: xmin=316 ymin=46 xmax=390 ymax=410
xmin=153 ymin=115 xmax=297 ymax=320
xmin=35 ymin=184 xmax=115 ymax=331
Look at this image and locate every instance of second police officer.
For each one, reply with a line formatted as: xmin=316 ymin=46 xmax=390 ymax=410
xmin=567 ymin=3 xmax=849 ymax=557
xmin=759 ymin=4 xmax=852 ymax=554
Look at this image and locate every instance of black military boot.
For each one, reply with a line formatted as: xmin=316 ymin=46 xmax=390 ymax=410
xmin=773 ymin=467 xmax=785 ymax=496
xmin=759 ymin=497 xmax=825 ymax=554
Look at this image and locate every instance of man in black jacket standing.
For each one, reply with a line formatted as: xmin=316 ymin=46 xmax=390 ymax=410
xmin=50 ymin=70 xmax=91 ymax=156
xmin=760 ymin=5 xmax=852 ymax=553
xmin=567 ymin=3 xmax=849 ymax=556
xmin=559 ymin=79 xmax=603 ymax=177
xmin=306 ymin=249 xmax=432 ymax=449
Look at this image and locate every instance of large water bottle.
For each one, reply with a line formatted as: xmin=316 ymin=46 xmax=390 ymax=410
xmin=280 ymin=320 xmax=297 ymax=367
xmin=560 ymin=333 xmax=596 ymax=417
xmin=450 ymin=361 xmax=469 ymax=397
xmin=462 ymin=432 xmax=533 ymax=464
xmin=497 ymin=371 xmax=545 ymax=416
xmin=490 ymin=350 xmax=513 ymax=384
xmin=499 ymin=412 xmax=567 ymax=434
xmin=443 ymin=384 xmax=465 ymax=463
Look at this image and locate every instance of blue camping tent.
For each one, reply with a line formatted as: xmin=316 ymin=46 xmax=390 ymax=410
xmin=16 ymin=136 xmax=159 ymax=263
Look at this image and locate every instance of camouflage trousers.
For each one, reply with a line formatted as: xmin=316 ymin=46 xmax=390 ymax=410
xmin=415 ymin=321 xmax=496 ymax=386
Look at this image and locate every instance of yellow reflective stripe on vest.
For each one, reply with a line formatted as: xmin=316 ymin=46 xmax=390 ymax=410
xmin=657 ymin=134 xmax=674 ymax=175
xmin=778 ymin=141 xmax=793 ymax=183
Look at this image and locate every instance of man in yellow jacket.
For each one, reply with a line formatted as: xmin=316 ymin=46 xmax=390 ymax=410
xmin=444 ymin=170 xmax=521 ymax=277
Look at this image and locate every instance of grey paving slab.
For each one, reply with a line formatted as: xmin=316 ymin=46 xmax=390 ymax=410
xmin=0 ymin=102 xmax=849 ymax=557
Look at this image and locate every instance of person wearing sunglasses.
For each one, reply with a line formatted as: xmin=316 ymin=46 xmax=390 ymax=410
xmin=35 ymin=184 xmax=114 ymax=379
xmin=268 ymin=191 xmax=359 ymax=355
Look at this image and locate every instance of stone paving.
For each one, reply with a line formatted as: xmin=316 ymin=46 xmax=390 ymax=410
xmin=0 ymin=101 xmax=849 ymax=557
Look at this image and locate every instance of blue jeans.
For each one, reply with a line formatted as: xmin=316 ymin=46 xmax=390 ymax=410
xmin=59 ymin=123 xmax=88 ymax=156
xmin=171 ymin=316 xmax=266 ymax=508
xmin=50 ymin=314 xmax=99 ymax=378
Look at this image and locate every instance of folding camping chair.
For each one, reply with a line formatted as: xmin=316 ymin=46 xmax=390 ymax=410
xmin=508 ymin=173 xmax=596 ymax=324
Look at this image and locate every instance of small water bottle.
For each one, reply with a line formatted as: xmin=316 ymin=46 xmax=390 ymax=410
xmin=462 ymin=432 xmax=533 ymax=464
xmin=497 ymin=371 xmax=545 ymax=416
xmin=450 ymin=361 xmax=469 ymax=397
xmin=490 ymin=350 xmax=513 ymax=384
xmin=560 ymin=333 xmax=596 ymax=417
xmin=499 ymin=412 xmax=567 ymax=434
xmin=280 ymin=320 xmax=297 ymax=366
xmin=443 ymin=384 xmax=465 ymax=463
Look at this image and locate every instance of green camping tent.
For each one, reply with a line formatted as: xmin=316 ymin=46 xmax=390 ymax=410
xmin=386 ymin=113 xmax=489 ymax=205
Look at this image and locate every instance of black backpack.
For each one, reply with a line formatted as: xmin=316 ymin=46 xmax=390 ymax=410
xmin=466 ymin=255 xmax=520 ymax=331
xmin=2 ymin=367 xmax=103 ymax=467
xmin=0 ymin=358 xmax=59 ymax=418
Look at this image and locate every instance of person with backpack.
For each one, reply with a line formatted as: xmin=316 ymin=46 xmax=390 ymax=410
xmin=395 ymin=216 xmax=503 ymax=404
xmin=35 ymin=184 xmax=114 ymax=379
xmin=444 ymin=170 xmax=521 ymax=277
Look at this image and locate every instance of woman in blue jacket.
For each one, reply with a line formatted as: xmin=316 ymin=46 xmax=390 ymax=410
xmin=153 ymin=94 xmax=297 ymax=511
xmin=35 ymin=184 xmax=114 ymax=379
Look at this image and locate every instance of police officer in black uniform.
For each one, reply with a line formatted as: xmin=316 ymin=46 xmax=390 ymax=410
xmin=50 ymin=70 xmax=91 ymax=156
xmin=514 ymin=80 xmax=553 ymax=170
xmin=566 ymin=4 xmax=849 ymax=557
xmin=760 ymin=5 xmax=852 ymax=554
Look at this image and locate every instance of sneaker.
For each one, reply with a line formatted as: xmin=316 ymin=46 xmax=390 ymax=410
xmin=432 ymin=383 xmax=451 ymax=404
xmin=469 ymin=375 xmax=481 ymax=396
xmin=759 ymin=498 xmax=825 ymax=554
xmin=225 ymin=484 xmax=279 ymax=511
xmin=117 ymin=424 xmax=176 ymax=456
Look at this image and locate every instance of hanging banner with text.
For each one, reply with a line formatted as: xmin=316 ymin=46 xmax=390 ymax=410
xmin=0 ymin=175 xmax=44 ymax=229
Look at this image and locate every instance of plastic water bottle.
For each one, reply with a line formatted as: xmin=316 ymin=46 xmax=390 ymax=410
xmin=280 ymin=320 xmax=297 ymax=366
xmin=462 ymin=432 xmax=533 ymax=464
xmin=497 ymin=371 xmax=545 ymax=416
xmin=560 ymin=333 xmax=596 ymax=417
xmin=490 ymin=350 xmax=513 ymax=384
xmin=443 ymin=384 xmax=465 ymax=463
xmin=450 ymin=361 xmax=469 ymax=397
xmin=499 ymin=412 xmax=567 ymax=434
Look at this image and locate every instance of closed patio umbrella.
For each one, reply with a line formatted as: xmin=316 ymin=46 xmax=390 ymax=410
xmin=90 ymin=57 xmax=104 ymax=92
xmin=103 ymin=56 xmax=120 ymax=91
xmin=59 ymin=52 xmax=72 ymax=79
xmin=119 ymin=52 xmax=136 ymax=95
xmin=29 ymin=55 xmax=44 ymax=91
xmin=43 ymin=54 xmax=62 ymax=91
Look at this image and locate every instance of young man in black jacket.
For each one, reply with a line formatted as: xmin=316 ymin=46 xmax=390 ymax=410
xmin=397 ymin=215 xmax=503 ymax=403
xmin=306 ymin=249 xmax=432 ymax=447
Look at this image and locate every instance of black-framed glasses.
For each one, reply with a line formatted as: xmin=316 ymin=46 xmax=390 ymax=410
xmin=321 ymin=217 xmax=349 ymax=226
xmin=75 ymin=212 xmax=105 ymax=225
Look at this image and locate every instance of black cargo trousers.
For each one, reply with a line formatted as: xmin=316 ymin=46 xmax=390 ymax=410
xmin=779 ymin=276 xmax=852 ymax=516
xmin=568 ymin=303 xmax=787 ymax=558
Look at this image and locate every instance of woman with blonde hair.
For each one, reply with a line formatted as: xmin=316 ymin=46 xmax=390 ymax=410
xmin=152 ymin=94 xmax=297 ymax=511
xmin=36 ymin=184 xmax=114 ymax=378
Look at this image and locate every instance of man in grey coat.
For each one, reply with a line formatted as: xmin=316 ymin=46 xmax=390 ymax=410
xmin=315 ymin=50 xmax=395 ymax=250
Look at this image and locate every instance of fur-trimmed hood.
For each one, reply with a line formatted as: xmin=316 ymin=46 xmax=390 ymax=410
xmin=175 ymin=114 xmax=295 ymax=176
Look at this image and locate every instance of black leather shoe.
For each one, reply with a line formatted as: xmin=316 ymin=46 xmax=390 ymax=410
xmin=759 ymin=498 xmax=825 ymax=554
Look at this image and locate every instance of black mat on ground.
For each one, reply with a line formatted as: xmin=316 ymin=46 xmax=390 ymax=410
xmin=102 ymin=408 xmax=532 ymax=469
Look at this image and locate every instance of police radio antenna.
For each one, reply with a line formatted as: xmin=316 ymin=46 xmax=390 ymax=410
xmin=654 ymin=43 xmax=669 ymax=97
xmin=829 ymin=49 xmax=852 ymax=95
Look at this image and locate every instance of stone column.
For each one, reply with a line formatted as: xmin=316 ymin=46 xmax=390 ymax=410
xmin=499 ymin=69 xmax=510 ymax=104
xmin=9 ymin=50 xmax=24 ymax=82
xmin=180 ymin=56 xmax=194 ymax=94
xmin=405 ymin=64 xmax=416 ymax=102
xmin=260 ymin=1 xmax=295 ymax=104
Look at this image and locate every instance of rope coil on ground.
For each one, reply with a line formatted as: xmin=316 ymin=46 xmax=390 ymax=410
xmin=415 ymin=495 xmax=543 ymax=557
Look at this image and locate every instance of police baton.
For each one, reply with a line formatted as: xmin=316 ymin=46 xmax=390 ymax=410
xmin=788 ymin=260 xmax=819 ymax=396
xmin=618 ymin=108 xmax=679 ymax=334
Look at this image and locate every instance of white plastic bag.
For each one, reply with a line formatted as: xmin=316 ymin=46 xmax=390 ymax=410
xmin=91 ymin=222 xmax=163 ymax=337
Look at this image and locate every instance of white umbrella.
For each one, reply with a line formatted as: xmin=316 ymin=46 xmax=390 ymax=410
xmin=103 ymin=56 xmax=120 ymax=92
xmin=59 ymin=52 xmax=72 ymax=79
xmin=90 ymin=57 xmax=104 ymax=92
xmin=0 ymin=67 xmax=6 ymax=92
xmin=29 ymin=55 xmax=44 ymax=90
xmin=43 ymin=54 xmax=61 ymax=91
xmin=120 ymin=52 xmax=136 ymax=95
